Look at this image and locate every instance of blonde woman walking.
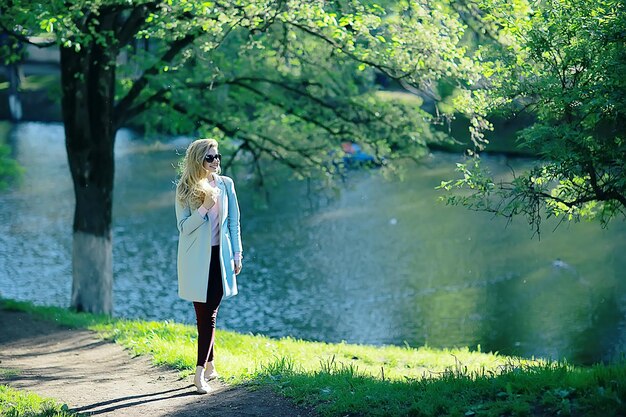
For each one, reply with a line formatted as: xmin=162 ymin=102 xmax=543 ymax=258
xmin=175 ymin=138 xmax=243 ymax=394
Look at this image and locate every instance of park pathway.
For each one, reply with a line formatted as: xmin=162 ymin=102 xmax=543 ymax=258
xmin=0 ymin=309 xmax=316 ymax=417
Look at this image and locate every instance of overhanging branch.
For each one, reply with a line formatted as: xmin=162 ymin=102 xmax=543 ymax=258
xmin=286 ymin=21 xmax=413 ymax=82
xmin=0 ymin=21 xmax=56 ymax=48
xmin=161 ymin=98 xmax=332 ymax=174
xmin=115 ymin=3 xmax=160 ymax=47
xmin=114 ymin=33 xmax=197 ymax=128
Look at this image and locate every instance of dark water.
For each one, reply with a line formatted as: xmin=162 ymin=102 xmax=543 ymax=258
xmin=1 ymin=122 xmax=625 ymax=364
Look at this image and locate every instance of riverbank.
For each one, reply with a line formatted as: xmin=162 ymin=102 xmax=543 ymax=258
xmin=1 ymin=299 xmax=625 ymax=417
xmin=0 ymin=302 xmax=317 ymax=417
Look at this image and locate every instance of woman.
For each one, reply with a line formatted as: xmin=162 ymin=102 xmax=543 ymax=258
xmin=175 ymin=138 xmax=243 ymax=394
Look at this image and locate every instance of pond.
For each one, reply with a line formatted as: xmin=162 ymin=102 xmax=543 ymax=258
xmin=1 ymin=122 xmax=625 ymax=364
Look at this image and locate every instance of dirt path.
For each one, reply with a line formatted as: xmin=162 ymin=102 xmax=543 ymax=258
xmin=0 ymin=308 xmax=317 ymax=417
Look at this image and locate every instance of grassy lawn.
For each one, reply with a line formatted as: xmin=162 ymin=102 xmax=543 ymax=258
xmin=1 ymin=299 xmax=625 ymax=417
xmin=0 ymin=385 xmax=76 ymax=417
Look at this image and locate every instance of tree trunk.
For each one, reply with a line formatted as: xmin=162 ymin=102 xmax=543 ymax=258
xmin=60 ymin=42 xmax=117 ymax=314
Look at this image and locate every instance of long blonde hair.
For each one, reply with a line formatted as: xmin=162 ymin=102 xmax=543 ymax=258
xmin=176 ymin=139 xmax=221 ymax=210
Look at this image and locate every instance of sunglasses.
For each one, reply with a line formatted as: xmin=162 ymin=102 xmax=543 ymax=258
xmin=204 ymin=153 xmax=222 ymax=163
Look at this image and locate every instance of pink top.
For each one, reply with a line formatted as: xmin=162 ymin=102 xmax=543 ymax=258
xmin=197 ymin=180 xmax=242 ymax=262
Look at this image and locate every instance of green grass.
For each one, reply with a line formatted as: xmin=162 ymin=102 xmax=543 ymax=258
xmin=0 ymin=385 xmax=77 ymax=417
xmin=2 ymin=299 xmax=625 ymax=417
xmin=0 ymin=369 xmax=20 ymax=379
xmin=0 ymin=144 xmax=23 ymax=190
xmin=0 ymin=122 xmax=23 ymax=190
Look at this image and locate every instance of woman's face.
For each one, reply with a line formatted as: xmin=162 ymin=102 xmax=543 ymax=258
xmin=203 ymin=146 xmax=221 ymax=174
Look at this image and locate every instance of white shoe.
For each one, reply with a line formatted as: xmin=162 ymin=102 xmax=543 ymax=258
xmin=194 ymin=366 xmax=212 ymax=394
xmin=204 ymin=361 xmax=219 ymax=381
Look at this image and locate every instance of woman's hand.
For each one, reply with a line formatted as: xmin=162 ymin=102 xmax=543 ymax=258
xmin=202 ymin=191 xmax=215 ymax=210
xmin=234 ymin=259 xmax=242 ymax=275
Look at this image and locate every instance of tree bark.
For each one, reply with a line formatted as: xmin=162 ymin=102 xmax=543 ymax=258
xmin=60 ymin=41 xmax=117 ymax=314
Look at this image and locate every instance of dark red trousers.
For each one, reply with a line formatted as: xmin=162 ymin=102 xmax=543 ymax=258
xmin=193 ymin=245 xmax=223 ymax=367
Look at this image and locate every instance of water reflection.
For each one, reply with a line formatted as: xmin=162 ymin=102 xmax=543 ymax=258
xmin=0 ymin=122 xmax=625 ymax=364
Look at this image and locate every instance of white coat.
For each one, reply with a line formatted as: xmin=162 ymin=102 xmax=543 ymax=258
xmin=175 ymin=174 xmax=243 ymax=302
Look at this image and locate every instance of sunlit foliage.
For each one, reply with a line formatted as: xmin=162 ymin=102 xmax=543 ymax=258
xmin=442 ymin=0 xmax=626 ymax=230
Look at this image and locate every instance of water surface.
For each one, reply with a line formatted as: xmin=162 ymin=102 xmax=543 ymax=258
xmin=1 ymin=122 xmax=624 ymax=364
